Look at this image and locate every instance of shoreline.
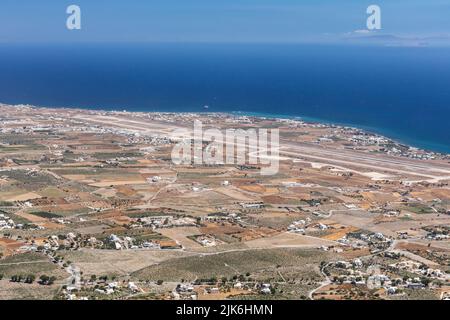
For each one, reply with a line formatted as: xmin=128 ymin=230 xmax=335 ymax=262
xmin=2 ymin=102 xmax=449 ymax=157
xmin=230 ymin=110 xmax=450 ymax=156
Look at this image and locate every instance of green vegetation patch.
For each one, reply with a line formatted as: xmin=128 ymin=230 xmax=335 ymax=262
xmin=30 ymin=211 xmax=62 ymax=219
xmin=0 ymin=253 xmax=61 ymax=278
xmin=0 ymin=201 xmax=15 ymax=207
xmin=131 ymin=248 xmax=335 ymax=282
xmin=92 ymin=152 xmax=143 ymax=160
xmin=402 ymin=203 xmax=434 ymax=214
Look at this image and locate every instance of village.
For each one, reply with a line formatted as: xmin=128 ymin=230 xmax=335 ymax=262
xmin=0 ymin=103 xmax=448 ymax=300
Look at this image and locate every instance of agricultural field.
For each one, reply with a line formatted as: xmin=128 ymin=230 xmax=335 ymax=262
xmin=0 ymin=104 xmax=449 ymax=300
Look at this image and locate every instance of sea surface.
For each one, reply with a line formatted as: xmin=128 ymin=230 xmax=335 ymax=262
xmin=0 ymin=43 xmax=449 ymax=153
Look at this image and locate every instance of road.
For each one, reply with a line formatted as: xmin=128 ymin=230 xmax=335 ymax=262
xmin=308 ymin=262 xmax=332 ymax=300
xmin=66 ymin=264 xmax=81 ymax=290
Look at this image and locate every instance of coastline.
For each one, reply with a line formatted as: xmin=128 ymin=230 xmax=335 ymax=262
xmin=231 ymin=110 xmax=450 ymax=155
xmin=2 ymin=102 xmax=449 ymax=156
xmin=1 ymin=43 xmax=450 ymax=156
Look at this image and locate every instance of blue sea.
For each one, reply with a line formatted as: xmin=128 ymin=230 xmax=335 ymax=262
xmin=0 ymin=43 xmax=449 ymax=153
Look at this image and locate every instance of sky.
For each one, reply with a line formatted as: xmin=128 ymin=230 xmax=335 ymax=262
xmin=1 ymin=0 xmax=450 ymax=45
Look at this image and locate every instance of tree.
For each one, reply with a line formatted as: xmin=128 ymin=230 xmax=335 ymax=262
xmin=209 ymin=277 xmax=218 ymax=284
xmin=25 ymin=275 xmax=35 ymax=284
xmin=156 ymin=280 xmax=164 ymax=285
xmin=39 ymin=275 xmax=50 ymax=285
xmin=421 ymin=277 xmax=431 ymax=286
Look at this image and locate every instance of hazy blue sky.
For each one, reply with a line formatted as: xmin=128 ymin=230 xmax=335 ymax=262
xmin=1 ymin=0 xmax=450 ymax=44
